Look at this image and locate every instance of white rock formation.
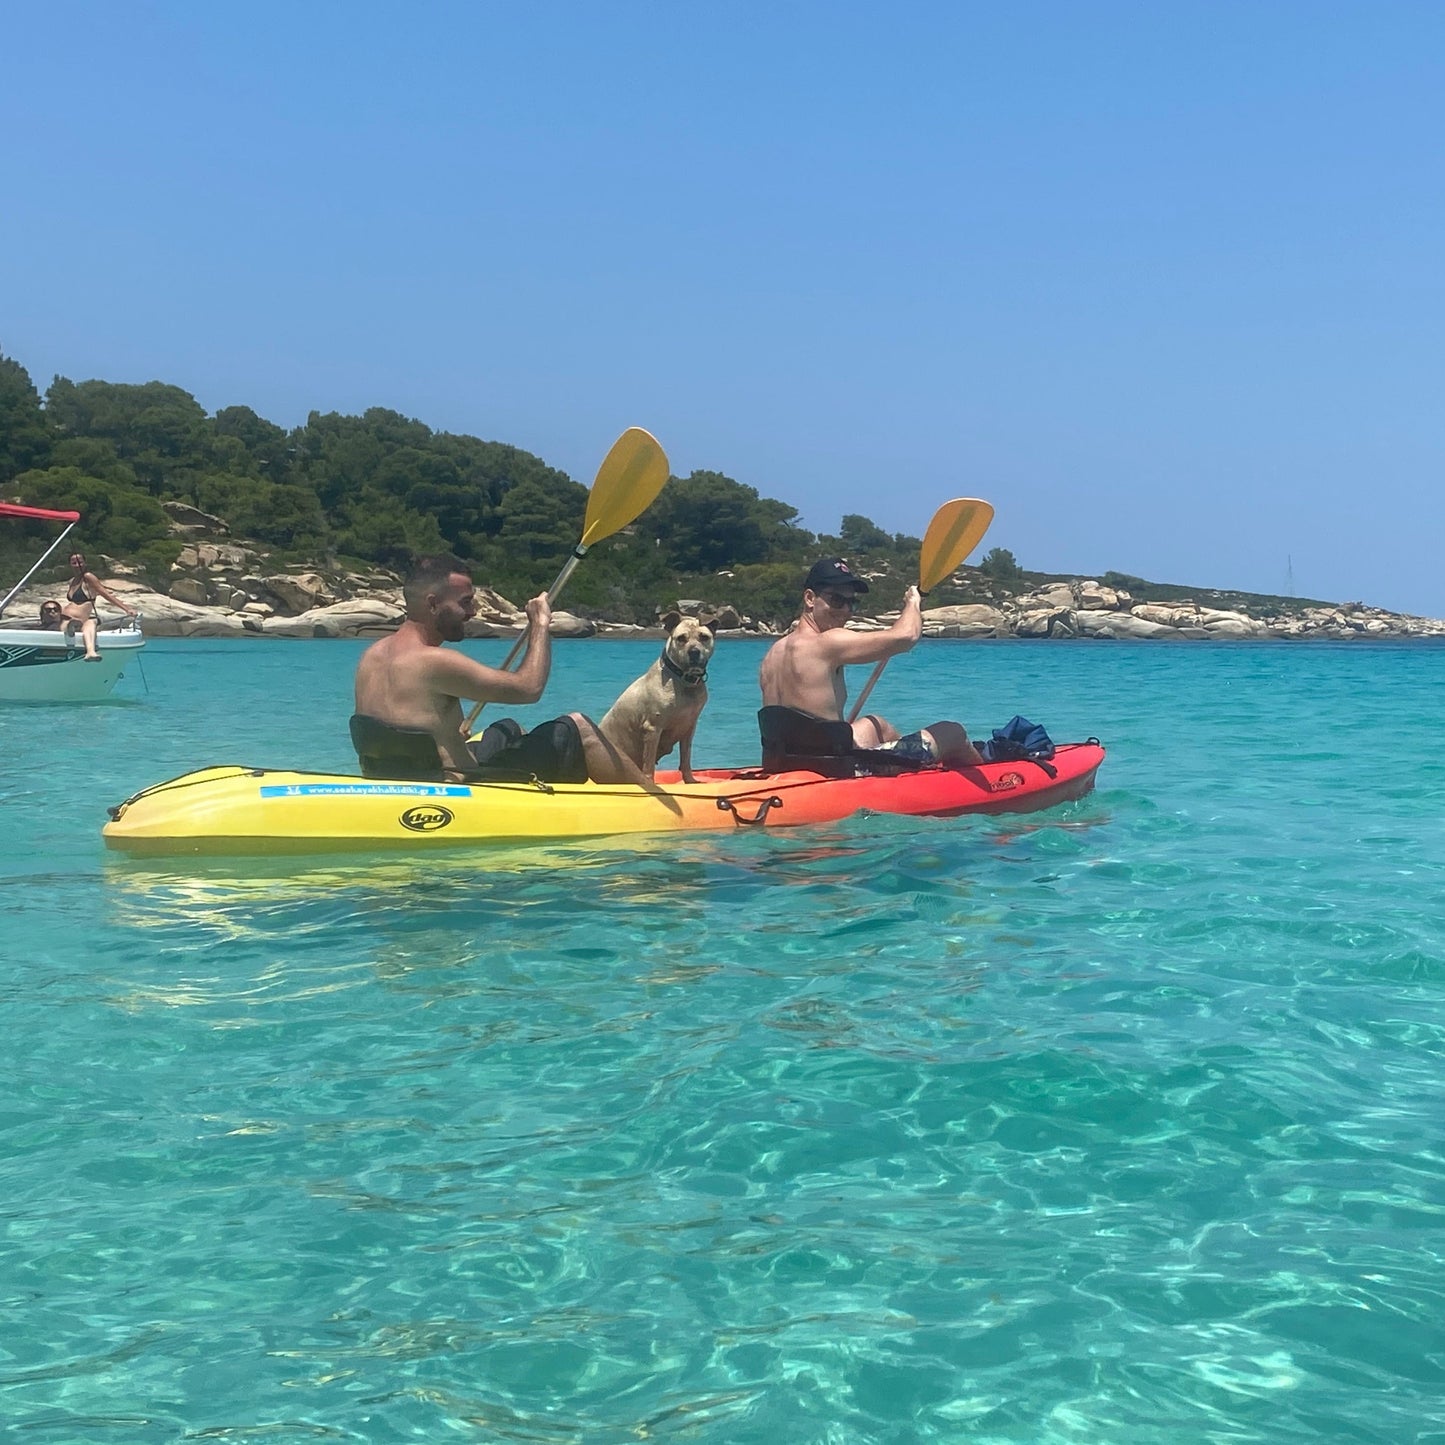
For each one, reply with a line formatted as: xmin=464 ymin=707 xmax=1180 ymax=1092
xmin=921 ymin=604 xmax=1006 ymax=638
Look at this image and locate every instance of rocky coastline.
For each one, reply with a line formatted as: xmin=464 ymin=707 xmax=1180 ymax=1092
xmin=11 ymin=504 xmax=1443 ymax=643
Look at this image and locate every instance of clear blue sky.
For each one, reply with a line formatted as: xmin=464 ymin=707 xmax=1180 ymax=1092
xmin=4 ymin=2 xmax=1443 ymax=615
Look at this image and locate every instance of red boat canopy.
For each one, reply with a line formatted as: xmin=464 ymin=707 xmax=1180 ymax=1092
xmin=0 ymin=501 xmax=82 ymax=523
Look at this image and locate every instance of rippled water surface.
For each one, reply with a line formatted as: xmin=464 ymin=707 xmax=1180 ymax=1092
xmin=3 ymin=637 xmax=1444 ymax=1442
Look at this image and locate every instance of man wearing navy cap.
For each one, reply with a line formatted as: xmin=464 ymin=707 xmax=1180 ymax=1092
xmin=758 ymin=556 xmax=982 ymax=768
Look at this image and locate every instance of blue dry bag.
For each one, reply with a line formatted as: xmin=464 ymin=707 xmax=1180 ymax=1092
xmin=977 ymin=715 xmax=1056 ymax=763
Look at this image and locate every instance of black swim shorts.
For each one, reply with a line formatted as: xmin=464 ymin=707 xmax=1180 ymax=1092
xmin=468 ymin=715 xmax=589 ymax=784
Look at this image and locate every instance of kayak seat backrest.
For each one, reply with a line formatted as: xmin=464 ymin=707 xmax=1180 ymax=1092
xmin=757 ymin=705 xmax=938 ymax=778
xmin=350 ymin=713 xmax=446 ymax=781
xmin=758 ymin=706 xmax=860 ymax=779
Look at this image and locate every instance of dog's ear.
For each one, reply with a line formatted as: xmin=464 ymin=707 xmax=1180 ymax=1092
xmin=697 ymin=617 xmax=718 ymax=635
xmin=660 ymin=610 xmax=683 ymax=631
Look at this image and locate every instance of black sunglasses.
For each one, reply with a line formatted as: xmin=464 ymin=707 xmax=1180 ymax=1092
xmin=819 ymin=590 xmax=858 ymax=610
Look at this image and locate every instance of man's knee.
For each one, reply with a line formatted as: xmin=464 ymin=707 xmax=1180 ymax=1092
xmin=567 ymin=712 xmax=601 ymax=750
xmin=924 ymin=720 xmax=983 ymax=765
xmin=570 ymin=713 xmax=620 ymax=782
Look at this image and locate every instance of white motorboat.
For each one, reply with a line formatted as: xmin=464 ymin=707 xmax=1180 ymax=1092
xmin=0 ymin=502 xmax=146 ymax=702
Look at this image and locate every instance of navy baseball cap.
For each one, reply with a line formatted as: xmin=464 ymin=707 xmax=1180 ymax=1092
xmin=804 ymin=557 xmax=869 ymax=594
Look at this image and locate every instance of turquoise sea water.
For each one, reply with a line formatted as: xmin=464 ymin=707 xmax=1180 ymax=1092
xmin=3 ymin=636 xmax=1444 ymax=1443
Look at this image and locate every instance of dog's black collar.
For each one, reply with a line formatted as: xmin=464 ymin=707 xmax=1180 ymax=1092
xmin=661 ymin=650 xmax=708 ymax=687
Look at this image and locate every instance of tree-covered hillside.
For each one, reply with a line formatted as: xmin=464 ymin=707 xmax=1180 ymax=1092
xmin=0 ymin=351 xmax=1339 ymax=626
xmin=1 ymin=352 xmax=964 ymax=624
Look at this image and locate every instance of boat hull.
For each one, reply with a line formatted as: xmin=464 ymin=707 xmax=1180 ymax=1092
xmin=102 ymin=742 xmax=1105 ymax=855
xmin=0 ymin=625 xmax=145 ymax=702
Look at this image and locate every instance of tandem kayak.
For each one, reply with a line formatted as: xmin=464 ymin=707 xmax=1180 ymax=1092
xmin=101 ymin=741 xmax=1104 ymax=856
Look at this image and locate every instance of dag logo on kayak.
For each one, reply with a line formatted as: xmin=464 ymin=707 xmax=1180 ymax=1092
xmin=400 ymin=805 xmax=454 ymax=832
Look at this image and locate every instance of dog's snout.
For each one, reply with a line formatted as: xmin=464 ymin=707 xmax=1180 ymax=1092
xmin=687 ymin=647 xmax=702 ymax=663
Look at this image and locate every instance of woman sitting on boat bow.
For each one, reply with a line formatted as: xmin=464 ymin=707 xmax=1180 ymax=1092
xmin=62 ymin=552 xmax=137 ymax=660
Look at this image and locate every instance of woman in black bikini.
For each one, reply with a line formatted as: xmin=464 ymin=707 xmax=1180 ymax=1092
xmin=62 ymin=552 xmax=137 ymax=660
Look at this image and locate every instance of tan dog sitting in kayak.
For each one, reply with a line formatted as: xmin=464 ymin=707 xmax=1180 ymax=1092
xmin=599 ymin=612 xmax=716 ymax=784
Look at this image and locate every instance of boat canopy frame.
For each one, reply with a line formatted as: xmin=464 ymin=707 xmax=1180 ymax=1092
xmin=0 ymin=502 xmax=83 ymax=617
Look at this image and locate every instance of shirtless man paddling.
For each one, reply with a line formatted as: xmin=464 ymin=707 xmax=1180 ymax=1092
xmin=758 ymin=556 xmax=982 ymax=765
xmin=354 ymin=554 xmax=650 ymax=784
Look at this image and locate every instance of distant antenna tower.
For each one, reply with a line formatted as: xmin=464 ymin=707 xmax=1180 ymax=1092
xmin=1286 ymin=554 xmax=1294 ymax=597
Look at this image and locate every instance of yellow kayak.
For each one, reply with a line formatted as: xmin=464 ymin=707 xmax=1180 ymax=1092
xmin=101 ymin=744 xmax=1105 ymax=856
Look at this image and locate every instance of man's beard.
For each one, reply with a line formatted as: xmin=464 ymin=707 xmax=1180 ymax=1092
xmin=437 ymin=614 xmax=467 ymax=642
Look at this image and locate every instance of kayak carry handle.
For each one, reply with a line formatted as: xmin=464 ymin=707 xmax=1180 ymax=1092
xmin=716 ymin=795 xmax=783 ymax=826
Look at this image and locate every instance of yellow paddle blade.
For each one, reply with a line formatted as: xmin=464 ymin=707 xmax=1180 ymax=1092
xmin=919 ymin=498 xmax=994 ymax=593
xmin=579 ymin=427 xmax=671 ymax=549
